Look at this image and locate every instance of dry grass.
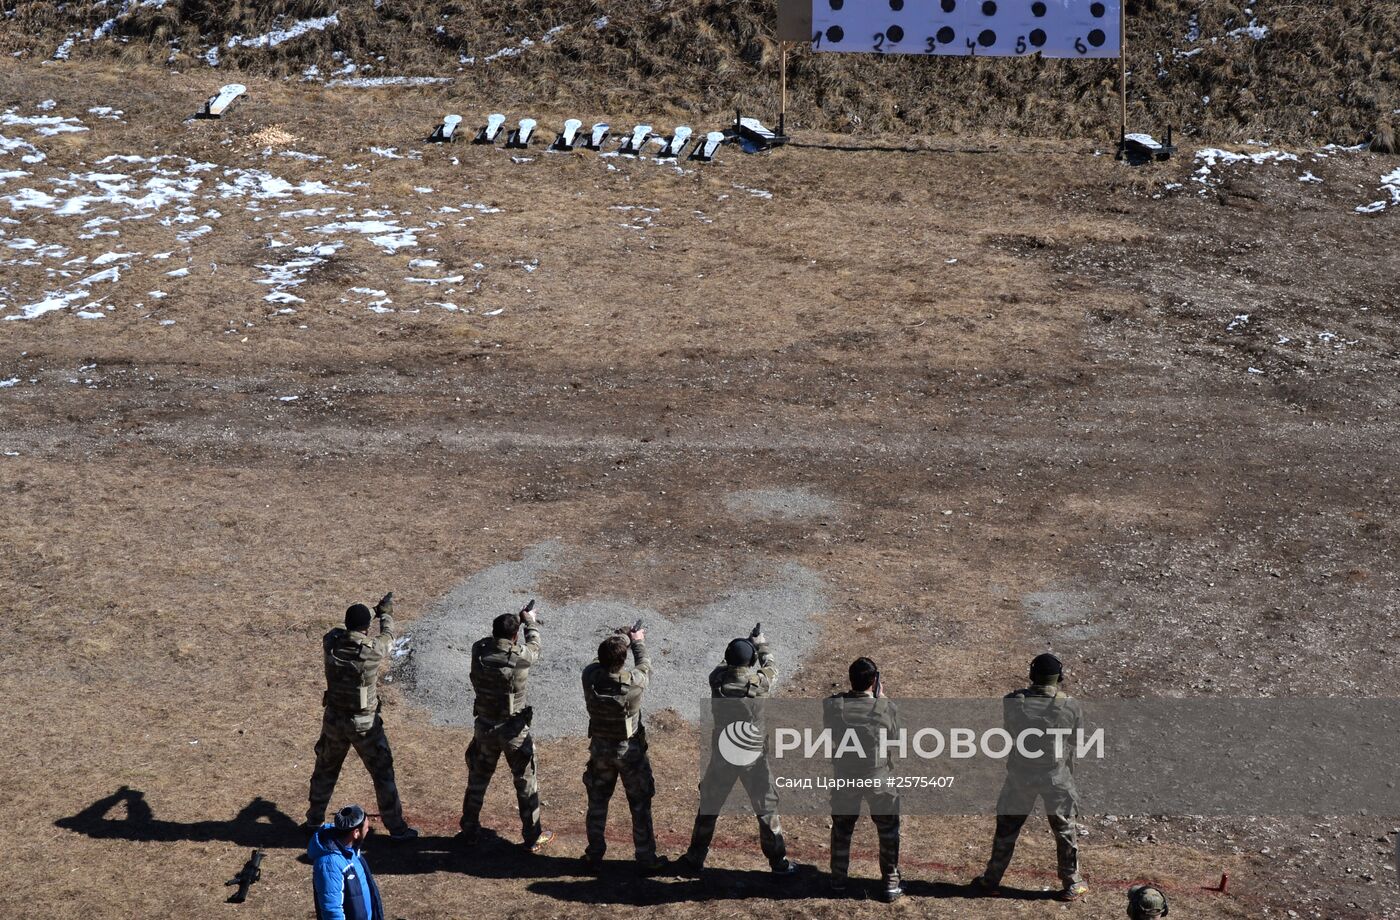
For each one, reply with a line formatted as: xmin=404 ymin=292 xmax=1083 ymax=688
xmin=2 ymin=0 xmax=1397 ymax=144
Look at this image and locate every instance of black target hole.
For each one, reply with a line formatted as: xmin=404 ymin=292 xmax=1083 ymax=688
xmin=936 ymin=25 xmax=956 ymax=43
xmin=826 ymin=25 xmax=844 ymax=41
xmin=1029 ymin=27 xmax=1046 ymax=46
xmin=1091 ymin=1 xmax=1106 ymax=15
xmin=890 ymin=0 xmax=904 ymax=9
xmin=941 ymin=0 xmax=956 ymax=11
xmin=1031 ymin=1 xmax=1046 ymax=15
xmin=886 ymin=24 xmax=905 ymax=41
xmin=979 ymin=28 xmax=997 ymax=45
xmin=1088 ymin=28 xmax=1106 ymax=46
xmin=982 ymin=0 xmax=997 ymax=14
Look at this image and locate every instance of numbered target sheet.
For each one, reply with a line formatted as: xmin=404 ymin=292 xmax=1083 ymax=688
xmin=812 ymin=0 xmax=1120 ymax=58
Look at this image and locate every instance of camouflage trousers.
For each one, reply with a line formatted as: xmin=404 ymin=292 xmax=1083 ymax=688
xmin=830 ymin=787 xmax=900 ymax=883
xmin=982 ymin=772 xmax=1081 ymax=887
xmin=583 ymin=729 xmax=656 ymax=862
xmin=685 ymin=756 xmax=787 ymax=867
xmin=459 ymin=716 xmax=542 ymax=844
xmin=306 ymin=711 xmax=408 ymax=834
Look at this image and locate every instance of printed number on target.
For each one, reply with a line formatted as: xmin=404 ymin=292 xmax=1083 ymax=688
xmin=812 ymin=0 xmax=1120 ymax=58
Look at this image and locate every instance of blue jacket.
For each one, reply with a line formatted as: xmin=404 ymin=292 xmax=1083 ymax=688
xmin=309 ymin=826 xmax=385 ymax=920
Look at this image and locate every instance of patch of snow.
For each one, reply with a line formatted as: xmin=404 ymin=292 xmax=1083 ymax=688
xmin=0 ymin=135 xmax=45 ymax=164
xmin=227 ymin=14 xmax=339 ymax=50
xmin=309 ymin=219 xmax=421 ymax=252
xmin=216 ymin=168 xmax=346 ymax=200
xmin=1 ymin=110 xmax=87 ymax=137
xmin=327 ymin=76 xmax=453 ymax=88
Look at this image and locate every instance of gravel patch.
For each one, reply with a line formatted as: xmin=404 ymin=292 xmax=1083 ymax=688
xmin=402 ymin=541 xmax=828 ymax=739
xmin=722 ymin=485 xmax=840 ymax=521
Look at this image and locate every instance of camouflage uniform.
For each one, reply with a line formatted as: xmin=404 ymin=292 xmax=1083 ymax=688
xmin=684 ymin=639 xmax=788 ymax=868
xmin=581 ymin=639 xmax=657 ymax=863
xmin=306 ymin=603 xmax=410 ymax=835
xmin=460 ymin=619 xmax=544 ymax=844
xmin=980 ymin=683 xmax=1084 ymax=888
xmin=824 ymin=691 xmax=901 ymax=887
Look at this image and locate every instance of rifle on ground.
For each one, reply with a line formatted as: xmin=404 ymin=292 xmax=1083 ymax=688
xmin=225 ymin=849 xmax=265 ymax=903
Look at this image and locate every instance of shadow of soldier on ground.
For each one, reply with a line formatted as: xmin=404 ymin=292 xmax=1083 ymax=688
xmin=346 ymin=827 xmax=587 ymax=880
xmin=530 ymin=866 xmax=1068 ymax=905
xmin=903 ymin=878 xmax=1062 ymax=902
xmin=56 ymin=786 xmax=303 ymax=848
xmin=527 ymin=864 xmax=825 ymax=905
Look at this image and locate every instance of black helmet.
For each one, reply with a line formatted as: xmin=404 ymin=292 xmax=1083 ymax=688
xmin=725 ymin=638 xmax=757 ymax=667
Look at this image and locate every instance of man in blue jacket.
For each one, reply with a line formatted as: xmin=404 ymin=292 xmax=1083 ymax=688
xmin=310 ymin=805 xmax=386 ymax=920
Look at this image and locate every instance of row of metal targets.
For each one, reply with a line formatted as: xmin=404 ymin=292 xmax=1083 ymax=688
xmin=429 ymin=115 xmax=727 ymax=161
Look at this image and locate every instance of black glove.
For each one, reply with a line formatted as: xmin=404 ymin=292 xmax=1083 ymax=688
xmin=375 ymin=592 xmax=394 ymax=617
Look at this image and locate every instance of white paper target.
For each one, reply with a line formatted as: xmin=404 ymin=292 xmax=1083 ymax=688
xmin=812 ymin=0 xmax=1120 ymax=58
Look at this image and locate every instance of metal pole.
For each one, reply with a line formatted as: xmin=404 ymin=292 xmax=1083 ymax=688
xmin=1118 ymin=0 xmax=1128 ymax=136
xmin=779 ymin=40 xmax=789 ymax=136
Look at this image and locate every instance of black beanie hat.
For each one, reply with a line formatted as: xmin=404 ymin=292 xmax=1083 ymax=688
xmin=725 ymin=638 xmax=757 ymax=667
xmin=1030 ymin=653 xmax=1063 ymax=681
xmin=345 ymin=603 xmax=374 ymax=632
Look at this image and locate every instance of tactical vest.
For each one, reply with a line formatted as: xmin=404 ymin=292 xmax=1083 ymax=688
xmin=710 ymin=664 xmax=766 ymax=699
xmin=1005 ymin=685 xmax=1079 ymax=773
xmin=323 ymin=629 xmax=380 ymax=718
xmin=584 ymin=666 xmax=641 ymax=741
xmin=824 ymin=692 xmax=897 ymax=779
xmin=471 ymin=637 xmax=530 ymax=721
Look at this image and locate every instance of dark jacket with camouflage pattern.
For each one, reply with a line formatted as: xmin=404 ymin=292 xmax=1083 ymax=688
xmin=322 ymin=611 xmax=394 ymax=722
xmin=582 ymin=640 xmax=650 ymax=742
xmin=823 ymin=690 xmax=899 ymax=780
xmin=1003 ymin=682 xmax=1083 ymax=780
xmin=708 ymin=640 xmax=777 ymax=699
xmin=470 ymin=623 xmax=541 ymax=722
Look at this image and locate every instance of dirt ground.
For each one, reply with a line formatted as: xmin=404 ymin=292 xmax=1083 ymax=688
xmin=2 ymin=62 xmax=1398 ymax=919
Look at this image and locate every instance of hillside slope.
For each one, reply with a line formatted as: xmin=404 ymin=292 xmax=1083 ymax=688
xmin=3 ymin=0 xmax=1397 ymax=145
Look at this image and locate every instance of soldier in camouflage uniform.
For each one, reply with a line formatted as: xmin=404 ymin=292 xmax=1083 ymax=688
xmin=971 ymin=653 xmax=1088 ymax=901
xmin=1126 ymin=884 xmax=1169 ymax=918
xmin=306 ymin=593 xmax=417 ymax=839
xmin=677 ymin=629 xmax=797 ymax=876
xmin=825 ymin=657 xmax=902 ymax=902
xmin=459 ymin=603 xmax=554 ymax=852
xmin=580 ymin=624 xmax=667 ymax=873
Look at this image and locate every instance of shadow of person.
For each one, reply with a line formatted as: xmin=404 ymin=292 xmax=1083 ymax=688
xmin=56 ymin=786 xmax=302 ymax=848
xmin=902 ymin=877 xmax=1061 ymax=902
xmin=350 ymin=828 xmax=591 ymax=881
xmin=527 ymin=862 xmax=834 ymax=905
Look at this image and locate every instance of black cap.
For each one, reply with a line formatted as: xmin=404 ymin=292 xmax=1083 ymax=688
xmin=725 ymin=638 xmax=757 ymax=667
xmin=345 ymin=603 xmax=373 ymax=632
xmin=334 ymin=804 xmax=367 ymax=830
xmin=1030 ymin=653 xmax=1063 ymax=680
